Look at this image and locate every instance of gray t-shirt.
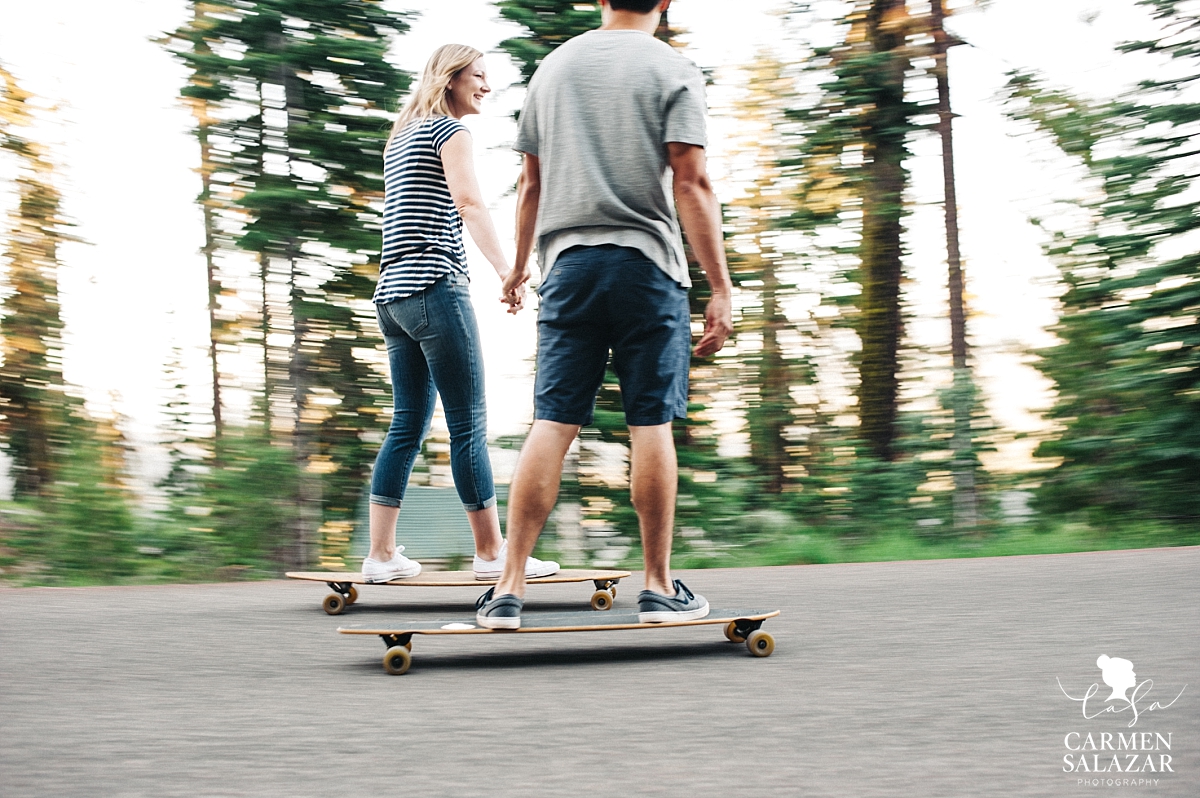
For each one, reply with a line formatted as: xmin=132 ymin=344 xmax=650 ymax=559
xmin=514 ymin=29 xmax=708 ymax=287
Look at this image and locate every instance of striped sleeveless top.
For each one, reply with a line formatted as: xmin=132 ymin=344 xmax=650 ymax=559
xmin=375 ymin=116 xmax=469 ymax=304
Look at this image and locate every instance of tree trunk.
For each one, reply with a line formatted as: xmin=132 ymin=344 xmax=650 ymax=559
xmin=193 ymin=102 xmax=224 ymax=439
xmin=269 ymin=28 xmax=320 ymax=569
xmin=931 ymin=0 xmax=978 ymax=530
xmin=857 ymin=0 xmax=909 ymax=462
xmin=753 ymin=255 xmax=789 ymax=493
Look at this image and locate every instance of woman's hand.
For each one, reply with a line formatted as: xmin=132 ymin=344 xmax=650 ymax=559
xmin=500 ymin=267 xmax=529 ymax=314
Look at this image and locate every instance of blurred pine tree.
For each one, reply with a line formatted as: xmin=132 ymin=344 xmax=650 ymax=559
xmin=1004 ymin=0 xmax=1200 ymax=523
xmin=164 ymin=2 xmax=414 ymax=567
xmin=0 ymin=63 xmax=75 ymax=498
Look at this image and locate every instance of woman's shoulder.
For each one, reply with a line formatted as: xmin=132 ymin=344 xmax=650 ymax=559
xmin=427 ymin=116 xmax=468 ymax=152
xmin=388 ymin=116 xmax=467 ymax=160
xmin=427 ymin=115 xmax=467 ymax=133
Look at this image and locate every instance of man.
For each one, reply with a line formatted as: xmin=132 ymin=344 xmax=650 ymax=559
xmin=476 ymin=0 xmax=733 ymax=629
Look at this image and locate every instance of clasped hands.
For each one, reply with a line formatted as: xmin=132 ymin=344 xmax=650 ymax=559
xmin=499 ymin=266 xmax=530 ymax=315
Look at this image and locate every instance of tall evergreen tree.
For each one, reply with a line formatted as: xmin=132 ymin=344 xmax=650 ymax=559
xmin=930 ymin=0 xmax=978 ymax=529
xmin=725 ymin=53 xmax=810 ymax=494
xmin=0 ymin=64 xmax=74 ymax=497
xmin=787 ymin=1 xmax=922 ymax=461
xmin=0 ymin=66 xmax=137 ymax=579
xmin=165 ymin=2 xmax=413 ymax=567
xmin=167 ymin=2 xmax=234 ymax=438
xmin=496 ymin=1 xmax=602 ymax=84
xmin=1004 ymin=0 xmax=1200 ymax=522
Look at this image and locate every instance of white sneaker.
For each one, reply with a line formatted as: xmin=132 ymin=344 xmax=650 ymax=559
xmin=361 ymin=548 xmax=422 ymax=583
xmin=473 ymin=540 xmax=560 ymax=580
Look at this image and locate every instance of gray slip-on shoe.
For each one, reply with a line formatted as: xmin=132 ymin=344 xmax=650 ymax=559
xmin=637 ymin=579 xmax=710 ymax=623
xmin=475 ymin=587 xmax=523 ymax=630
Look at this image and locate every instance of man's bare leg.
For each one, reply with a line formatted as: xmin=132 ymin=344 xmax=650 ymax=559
xmin=493 ymin=420 xmax=580 ymax=599
xmin=629 ymin=423 xmax=677 ymax=596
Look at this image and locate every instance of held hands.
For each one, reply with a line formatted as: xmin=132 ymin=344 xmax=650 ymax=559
xmin=694 ymin=292 xmax=732 ymax=357
xmin=499 ymin=266 xmax=530 ymax=315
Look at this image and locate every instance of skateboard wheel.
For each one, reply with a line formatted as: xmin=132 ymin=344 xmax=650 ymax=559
xmin=610 ymin=585 xmax=617 ymax=599
xmin=590 ymin=590 xmax=613 ymax=611
xmin=323 ymin=593 xmax=346 ymax=616
xmin=724 ymin=621 xmax=746 ymax=643
xmin=746 ymin=630 xmax=774 ymax=658
xmin=345 ymin=586 xmax=358 ymax=605
xmin=383 ymin=645 xmax=412 ymax=675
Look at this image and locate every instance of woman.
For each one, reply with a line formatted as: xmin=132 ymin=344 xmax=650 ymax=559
xmin=363 ymin=44 xmax=557 ymax=583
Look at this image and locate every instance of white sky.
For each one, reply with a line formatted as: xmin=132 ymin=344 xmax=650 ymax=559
xmin=0 ymin=0 xmax=1168 ymax=483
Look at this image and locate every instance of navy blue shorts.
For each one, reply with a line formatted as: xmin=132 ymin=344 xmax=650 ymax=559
xmin=535 ymin=244 xmax=691 ymax=427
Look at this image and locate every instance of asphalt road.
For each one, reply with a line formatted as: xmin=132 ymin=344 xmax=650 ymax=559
xmin=2 ymin=547 xmax=1197 ymax=797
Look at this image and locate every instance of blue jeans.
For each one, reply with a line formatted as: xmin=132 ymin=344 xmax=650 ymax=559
xmin=371 ymin=273 xmax=496 ymax=511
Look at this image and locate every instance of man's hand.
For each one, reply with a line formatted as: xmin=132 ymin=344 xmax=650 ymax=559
xmin=694 ymin=291 xmax=732 ymax=356
xmin=669 ymin=142 xmax=734 ymax=357
xmin=500 ymin=153 xmax=540 ymax=316
xmin=500 ymin=267 xmax=530 ymax=314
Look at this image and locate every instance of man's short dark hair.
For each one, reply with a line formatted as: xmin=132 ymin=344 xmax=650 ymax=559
xmin=609 ymin=0 xmax=661 ymax=13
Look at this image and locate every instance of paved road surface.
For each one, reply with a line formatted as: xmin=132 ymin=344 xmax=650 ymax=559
xmin=2 ymin=547 xmax=1197 ymax=797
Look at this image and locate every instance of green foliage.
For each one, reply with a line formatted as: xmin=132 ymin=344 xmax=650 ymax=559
xmin=495 ymin=1 xmax=602 ymax=84
xmin=1 ymin=412 xmax=138 ymax=584
xmin=673 ymin=518 xmax=1200 ymax=570
xmin=171 ymin=429 xmax=302 ymax=568
xmin=1003 ymin=1 xmax=1200 ymax=522
xmin=782 ymin=1 xmax=932 ymax=461
xmin=0 ymin=63 xmax=76 ymax=498
xmin=164 ymin=1 xmax=415 ymax=566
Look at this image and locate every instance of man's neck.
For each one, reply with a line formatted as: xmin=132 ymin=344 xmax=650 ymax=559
xmin=599 ymin=10 xmax=661 ymax=35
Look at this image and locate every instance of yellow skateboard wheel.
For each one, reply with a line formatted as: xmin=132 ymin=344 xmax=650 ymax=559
xmin=590 ymin=590 xmax=613 ymax=611
xmin=323 ymin=593 xmax=346 ymax=616
xmin=345 ymin=586 xmax=358 ymax=605
xmin=383 ymin=645 xmax=412 ymax=675
xmin=746 ymin=629 xmax=774 ymax=658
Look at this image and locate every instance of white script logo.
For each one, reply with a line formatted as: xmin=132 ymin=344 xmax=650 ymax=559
xmin=1057 ymin=655 xmax=1186 ymax=728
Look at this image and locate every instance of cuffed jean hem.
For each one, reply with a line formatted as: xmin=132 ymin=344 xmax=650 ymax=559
xmin=369 ymin=494 xmax=402 ymax=508
xmin=463 ymin=495 xmax=497 ymax=512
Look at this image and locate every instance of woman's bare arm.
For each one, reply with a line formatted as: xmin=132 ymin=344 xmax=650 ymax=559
xmin=441 ymin=129 xmax=522 ymax=311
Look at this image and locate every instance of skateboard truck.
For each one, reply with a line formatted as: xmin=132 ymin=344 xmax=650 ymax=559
xmin=723 ymin=618 xmax=774 ymax=656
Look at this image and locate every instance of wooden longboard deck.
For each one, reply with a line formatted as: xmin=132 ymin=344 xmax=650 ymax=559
xmin=339 ymin=609 xmax=780 ymax=636
xmin=287 ymin=568 xmax=629 ymax=587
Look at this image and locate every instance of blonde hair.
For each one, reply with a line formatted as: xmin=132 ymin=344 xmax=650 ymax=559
xmin=389 ymin=44 xmax=483 ymax=144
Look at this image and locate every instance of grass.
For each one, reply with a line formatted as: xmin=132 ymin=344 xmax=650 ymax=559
xmin=669 ymin=520 xmax=1200 ymax=570
xmin=4 ymin=500 xmax=1198 ymax=586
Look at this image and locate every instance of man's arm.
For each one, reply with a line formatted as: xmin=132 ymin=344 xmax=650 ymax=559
xmin=502 ymin=152 xmax=540 ymax=301
xmin=668 ymin=142 xmax=733 ymax=357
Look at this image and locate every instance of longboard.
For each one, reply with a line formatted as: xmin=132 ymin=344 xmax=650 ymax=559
xmin=286 ymin=569 xmax=631 ymax=616
xmin=339 ymin=609 xmax=780 ymax=674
